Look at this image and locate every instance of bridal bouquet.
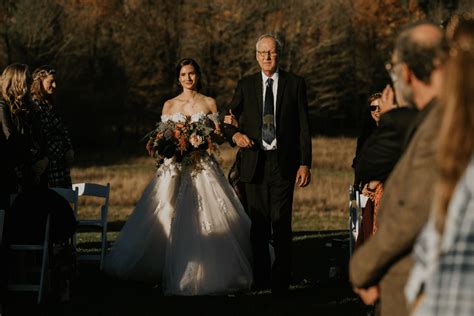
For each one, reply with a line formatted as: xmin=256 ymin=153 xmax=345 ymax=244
xmin=145 ymin=116 xmax=218 ymax=170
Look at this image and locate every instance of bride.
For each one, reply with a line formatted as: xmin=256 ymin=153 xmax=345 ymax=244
xmin=104 ymin=58 xmax=253 ymax=295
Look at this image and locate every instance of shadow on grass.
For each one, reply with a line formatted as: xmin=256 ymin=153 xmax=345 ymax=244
xmin=5 ymin=230 xmax=368 ymax=316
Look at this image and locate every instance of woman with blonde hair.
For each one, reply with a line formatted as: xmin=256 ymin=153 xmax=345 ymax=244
xmin=31 ymin=65 xmax=73 ymax=188
xmin=0 ymin=63 xmax=48 ymax=191
xmin=405 ymin=16 xmax=474 ymax=315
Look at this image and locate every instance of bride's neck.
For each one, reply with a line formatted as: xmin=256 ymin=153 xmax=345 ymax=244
xmin=180 ymin=89 xmax=198 ymax=99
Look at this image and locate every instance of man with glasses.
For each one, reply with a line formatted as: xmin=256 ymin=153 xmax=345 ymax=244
xmin=223 ymin=34 xmax=311 ymax=297
xmin=350 ymin=22 xmax=448 ymax=316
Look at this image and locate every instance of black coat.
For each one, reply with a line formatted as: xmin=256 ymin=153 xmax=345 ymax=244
xmin=0 ymin=99 xmax=46 ymax=192
xmin=223 ymin=70 xmax=312 ymax=182
xmin=354 ymin=107 xmax=418 ymax=186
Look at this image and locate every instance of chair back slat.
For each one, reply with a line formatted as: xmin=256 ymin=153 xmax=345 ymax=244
xmin=72 ymin=183 xmax=110 ymax=198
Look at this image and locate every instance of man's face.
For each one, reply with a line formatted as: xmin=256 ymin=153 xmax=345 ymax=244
xmin=256 ymin=37 xmax=279 ymax=76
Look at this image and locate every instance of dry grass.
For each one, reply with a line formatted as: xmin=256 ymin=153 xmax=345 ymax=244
xmin=71 ymin=137 xmax=356 ymax=231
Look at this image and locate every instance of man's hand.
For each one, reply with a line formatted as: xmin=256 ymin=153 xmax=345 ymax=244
xmin=224 ymin=110 xmax=238 ymax=127
xmin=232 ymin=132 xmax=254 ymax=148
xmin=295 ymin=165 xmax=311 ymax=187
xmin=354 ymin=285 xmax=380 ymax=305
xmin=380 ymin=85 xmax=396 ymax=114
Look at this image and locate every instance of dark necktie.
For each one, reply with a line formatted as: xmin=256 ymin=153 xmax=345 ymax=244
xmin=262 ymin=78 xmax=275 ymax=146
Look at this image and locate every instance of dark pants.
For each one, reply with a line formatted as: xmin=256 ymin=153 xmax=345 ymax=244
xmin=244 ymin=150 xmax=294 ymax=292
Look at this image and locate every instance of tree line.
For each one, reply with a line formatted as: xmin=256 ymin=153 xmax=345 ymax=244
xmin=0 ymin=0 xmax=469 ymax=150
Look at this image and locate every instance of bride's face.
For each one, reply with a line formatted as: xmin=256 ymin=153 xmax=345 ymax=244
xmin=179 ymin=64 xmax=198 ymax=90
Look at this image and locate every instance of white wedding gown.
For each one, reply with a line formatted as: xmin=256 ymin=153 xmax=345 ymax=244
xmin=104 ymin=112 xmax=253 ymax=295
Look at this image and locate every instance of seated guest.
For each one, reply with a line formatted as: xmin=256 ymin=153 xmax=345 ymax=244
xmin=31 ymin=66 xmax=74 ymax=189
xmin=355 ymin=86 xmax=417 ymax=243
xmin=405 ymin=16 xmax=474 ymax=316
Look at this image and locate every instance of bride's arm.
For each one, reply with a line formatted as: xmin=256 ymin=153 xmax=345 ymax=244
xmin=206 ymin=97 xmax=221 ymax=133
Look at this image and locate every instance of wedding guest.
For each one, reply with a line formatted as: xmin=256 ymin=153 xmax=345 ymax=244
xmin=31 ymin=66 xmax=73 ymax=188
xmin=352 ymin=93 xmax=381 ymax=186
xmin=405 ymin=16 xmax=474 ymax=316
xmin=223 ymin=34 xmax=311 ymax=296
xmin=0 ymin=63 xmax=48 ymax=192
xmin=350 ymin=21 xmax=448 ymax=316
xmin=352 ymin=93 xmax=383 ymax=245
xmin=354 ymin=86 xmax=417 ymax=244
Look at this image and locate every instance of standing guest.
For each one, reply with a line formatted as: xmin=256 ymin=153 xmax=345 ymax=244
xmin=31 ymin=66 xmax=73 ymax=188
xmin=0 ymin=63 xmax=48 ymax=307
xmin=405 ymin=16 xmax=474 ymax=316
xmin=223 ymin=34 xmax=312 ymax=296
xmin=0 ymin=63 xmax=48 ymax=192
xmin=352 ymin=92 xmax=381 ymax=186
xmin=354 ymin=86 xmax=417 ymax=244
xmin=352 ymin=92 xmax=383 ymax=245
xmin=349 ymin=22 xmax=448 ymax=316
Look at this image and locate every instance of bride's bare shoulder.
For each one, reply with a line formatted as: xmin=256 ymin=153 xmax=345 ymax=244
xmin=202 ymin=95 xmax=217 ymax=113
xmin=162 ymin=98 xmax=178 ymax=115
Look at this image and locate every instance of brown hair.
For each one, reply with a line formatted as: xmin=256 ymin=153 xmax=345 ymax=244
xmin=435 ymin=17 xmax=474 ymax=232
xmin=31 ymin=65 xmax=56 ymax=106
xmin=368 ymin=92 xmax=382 ymax=105
xmin=0 ymin=63 xmax=31 ymax=116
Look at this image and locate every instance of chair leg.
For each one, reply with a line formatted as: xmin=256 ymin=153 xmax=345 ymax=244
xmin=38 ymin=241 xmax=50 ymax=304
xmin=100 ymin=227 xmax=107 ymax=271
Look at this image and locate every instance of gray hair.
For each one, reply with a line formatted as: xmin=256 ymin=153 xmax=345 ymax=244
xmin=256 ymin=34 xmax=282 ymax=53
xmin=395 ymin=21 xmax=448 ymax=84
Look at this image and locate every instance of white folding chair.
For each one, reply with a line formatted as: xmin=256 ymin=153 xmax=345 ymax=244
xmin=348 ymin=185 xmax=361 ymax=257
xmin=6 ymin=211 xmax=52 ymax=304
xmin=72 ymin=182 xmax=110 ymax=270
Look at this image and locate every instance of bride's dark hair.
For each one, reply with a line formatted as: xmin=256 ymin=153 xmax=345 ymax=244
xmin=175 ymin=58 xmax=202 ymax=91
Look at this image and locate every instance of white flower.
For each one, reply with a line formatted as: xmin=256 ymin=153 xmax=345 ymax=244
xmin=189 ymin=133 xmax=204 ymax=148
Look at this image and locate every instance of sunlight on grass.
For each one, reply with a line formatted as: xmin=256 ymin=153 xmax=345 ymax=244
xmin=71 ymin=137 xmax=356 ymax=235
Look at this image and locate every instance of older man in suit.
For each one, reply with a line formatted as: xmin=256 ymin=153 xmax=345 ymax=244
xmin=224 ymin=34 xmax=312 ymax=295
xmin=350 ymin=22 xmax=448 ymax=316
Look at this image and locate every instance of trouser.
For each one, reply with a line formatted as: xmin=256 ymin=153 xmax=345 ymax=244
xmin=244 ymin=150 xmax=294 ymax=291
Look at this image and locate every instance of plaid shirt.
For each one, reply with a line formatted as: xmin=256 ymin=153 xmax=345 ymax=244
xmin=36 ymin=101 xmax=72 ymax=188
xmin=406 ymin=156 xmax=474 ymax=316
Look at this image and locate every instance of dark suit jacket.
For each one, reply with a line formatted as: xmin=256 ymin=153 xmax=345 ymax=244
xmin=223 ymin=70 xmax=311 ymax=182
xmin=350 ymin=100 xmax=441 ymax=316
xmin=354 ymin=107 xmax=418 ymax=185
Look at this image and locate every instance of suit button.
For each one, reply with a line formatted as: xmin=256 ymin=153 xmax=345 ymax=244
xmin=398 ymin=200 xmax=405 ymax=206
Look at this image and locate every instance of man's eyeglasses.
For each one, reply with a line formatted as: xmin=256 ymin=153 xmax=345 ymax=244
xmin=257 ymin=50 xmax=278 ymax=58
xmin=369 ymin=105 xmax=380 ymax=112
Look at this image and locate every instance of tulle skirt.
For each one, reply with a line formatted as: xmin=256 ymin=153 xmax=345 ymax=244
xmin=104 ymin=155 xmax=253 ymax=295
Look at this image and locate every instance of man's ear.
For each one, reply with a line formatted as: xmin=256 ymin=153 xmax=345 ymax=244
xmin=400 ymin=63 xmax=411 ymax=84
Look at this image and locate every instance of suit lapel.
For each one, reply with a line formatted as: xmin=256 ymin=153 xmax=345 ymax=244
xmin=254 ymin=73 xmax=263 ymax=117
xmin=276 ymin=70 xmax=286 ymax=125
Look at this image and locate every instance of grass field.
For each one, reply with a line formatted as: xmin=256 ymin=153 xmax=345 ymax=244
xmin=5 ymin=137 xmax=369 ymax=315
xmin=71 ymin=136 xmax=356 ymax=235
